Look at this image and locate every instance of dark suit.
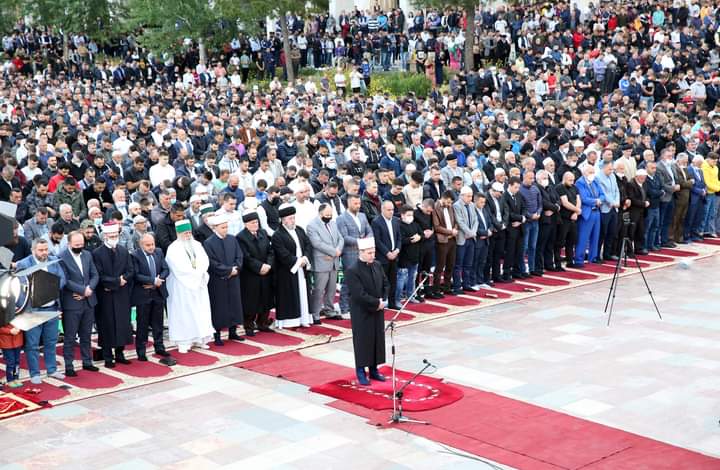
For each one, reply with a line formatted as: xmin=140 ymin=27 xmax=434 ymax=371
xmin=155 ymin=214 xmax=177 ymax=254
xmin=371 ymin=215 xmax=401 ymax=306
xmin=473 ymin=205 xmax=491 ymax=284
xmin=422 ymin=180 xmax=446 ymax=202
xmin=538 ymin=184 xmax=561 ymax=271
xmin=486 ymin=194 xmax=508 ymax=281
xmin=59 ymin=249 xmax=99 ymax=369
xmin=131 ymin=248 xmax=169 ymax=356
xmin=502 ymin=191 xmax=525 ymax=278
xmin=671 ymin=164 xmax=693 ymax=243
xmin=685 ymin=164 xmax=706 ymax=240
xmin=626 ymin=180 xmax=648 ymax=251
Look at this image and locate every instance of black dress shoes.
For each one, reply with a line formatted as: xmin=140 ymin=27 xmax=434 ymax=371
xmin=258 ymin=326 xmax=275 ymax=333
xmin=82 ymin=364 xmax=99 ymax=372
xmin=115 ymin=355 xmax=131 ymax=365
xmin=137 ymin=355 xmax=148 ymax=362
xmin=104 ymin=361 xmax=115 ymax=369
xmin=155 ymin=350 xmax=171 ymax=357
xmin=245 ymin=329 xmax=256 ymax=337
xmin=65 ymin=368 xmax=77 ymax=377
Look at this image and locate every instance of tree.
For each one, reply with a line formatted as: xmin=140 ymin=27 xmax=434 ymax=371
xmin=127 ymin=0 xmax=233 ymax=65
xmin=412 ymin=1 xmax=478 ymax=73
xmin=0 ymin=0 xmax=21 ymax=35
xmin=23 ymin=0 xmax=123 ymax=58
xmin=223 ymin=0 xmax=328 ymax=83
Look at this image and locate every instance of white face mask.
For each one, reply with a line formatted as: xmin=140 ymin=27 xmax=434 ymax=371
xmin=105 ymin=238 xmax=119 ymax=249
xmin=402 ymin=215 xmax=414 ymax=224
xmin=538 ymin=179 xmax=549 ymax=187
xmin=616 ymin=172 xmax=625 ymax=178
xmin=586 ymin=175 xmax=596 ymax=183
xmin=567 ymin=161 xmax=577 ymax=168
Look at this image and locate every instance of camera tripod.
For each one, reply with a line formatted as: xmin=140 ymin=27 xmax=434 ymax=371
xmin=604 ymin=235 xmax=662 ymax=326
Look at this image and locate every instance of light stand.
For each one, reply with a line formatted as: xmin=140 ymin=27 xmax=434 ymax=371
xmin=605 ymin=219 xmax=662 ymax=326
xmin=386 ymin=274 xmax=433 ymax=425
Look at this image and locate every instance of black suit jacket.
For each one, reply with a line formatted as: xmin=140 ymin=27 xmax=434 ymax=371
xmin=487 ymin=195 xmax=509 ymax=231
xmin=59 ymin=249 xmax=99 ymax=309
xmin=371 ymin=215 xmax=401 ymax=265
xmin=422 ymin=180 xmax=446 ymax=201
xmin=131 ymin=248 xmax=169 ymax=305
xmin=503 ymin=191 xmax=525 ymax=226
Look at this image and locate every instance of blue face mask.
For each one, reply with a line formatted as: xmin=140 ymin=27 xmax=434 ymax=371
xmin=170 ymin=198 xmax=177 ymax=205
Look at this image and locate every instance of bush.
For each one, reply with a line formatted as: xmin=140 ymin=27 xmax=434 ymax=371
xmin=368 ymin=72 xmax=432 ymax=99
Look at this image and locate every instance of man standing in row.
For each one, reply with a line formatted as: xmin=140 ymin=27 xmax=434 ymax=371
xmin=307 ymin=203 xmax=344 ymax=324
xmin=130 ymin=233 xmax=175 ymax=365
xmin=237 ymin=211 xmax=274 ymax=336
xmin=92 ymin=223 xmax=134 ymax=368
xmin=336 ymin=194 xmax=372 ymax=317
xmin=59 ymin=231 xmax=100 ymax=376
xmin=204 ymin=214 xmax=245 ymax=345
xmin=272 ymin=204 xmax=313 ymax=328
xmin=16 ymin=239 xmax=67 ymax=383
xmin=372 ymin=200 xmax=401 ymax=309
xmin=166 ymin=220 xmax=214 ymax=353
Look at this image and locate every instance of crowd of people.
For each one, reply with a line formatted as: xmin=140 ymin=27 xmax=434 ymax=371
xmin=2 ymin=0 xmax=720 ymax=386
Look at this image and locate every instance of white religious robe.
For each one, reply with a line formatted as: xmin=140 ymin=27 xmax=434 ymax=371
xmin=166 ymin=239 xmax=214 ymax=349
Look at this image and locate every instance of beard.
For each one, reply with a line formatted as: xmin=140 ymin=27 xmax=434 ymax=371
xmin=283 ymin=222 xmax=296 ymax=231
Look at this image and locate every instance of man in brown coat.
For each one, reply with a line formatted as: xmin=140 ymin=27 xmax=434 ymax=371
xmin=670 ymin=153 xmax=693 ymax=243
xmin=430 ymin=190 xmax=458 ymax=298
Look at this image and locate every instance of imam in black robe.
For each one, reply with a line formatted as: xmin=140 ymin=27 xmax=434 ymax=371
xmin=92 ymin=244 xmax=134 ymax=353
xmin=203 ymin=233 xmax=244 ymax=331
xmin=237 ymin=228 xmax=275 ymax=328
xmin=345 ymin=259 xmax=389 ymax=368
xmin=271 ymin=225 xmax=313 ymax=322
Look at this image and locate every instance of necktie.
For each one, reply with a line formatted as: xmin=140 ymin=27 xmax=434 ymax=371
xmin=147 ymin=253 xmax=156 ymax=279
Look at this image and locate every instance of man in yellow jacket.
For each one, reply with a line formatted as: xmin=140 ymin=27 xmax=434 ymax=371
xmin=701 ymin=154 xmax=720 ymax=237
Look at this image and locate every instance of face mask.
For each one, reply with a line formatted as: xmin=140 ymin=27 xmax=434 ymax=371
xmin=567 ymin=161 xmax=576 ymax=168
xmin=327 ymin=161 xmax=337 ymax=169
xmin=616 ymin=172 xmax=625 ymax=178
xmin=105 ymin=238 xmax=119 ymax=249
xmin=93 ymin=217 xmax=103 ymax=226
xmin=402 ymin=215 xmax=414 ymax=224
xmin=170 ymin=198 xmax=177 ymax=205
xmin=538 ymin=179 xmax=549 ymax=187
xmin=71 ymin=246 xmax=83 ymax=254
xmin=468 ymin=161 xmax=477 ymax=169
xmin=321 ymin=216 xmax=332 ymax=224
xmin=586 ymin=175 xmax=595 ymax=183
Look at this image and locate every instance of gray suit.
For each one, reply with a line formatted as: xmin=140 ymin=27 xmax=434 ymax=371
xmin=307 ymin=216 xmax=344 ymax=319
xmin=453 ymin=199 xmax=479 ymax=246
xmin=656 ymin=162 xmax=675 ymax=203
xmin=23 ymin=217 xmax=54 ymax=241
xmin=336 ymin=209 xmax=372 ymax=313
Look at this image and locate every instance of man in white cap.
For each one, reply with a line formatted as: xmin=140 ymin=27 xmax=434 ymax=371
xmin=204 ymin=213 xmax=245 ymax=345
xmin=345 ymin=236 xmax=389 ymax=386
xmin=193 ymin=203 xmax=215 ymax=243
xmin=166 ymin=219 xmax=214 ymax=353
xmin=92 ymin=222 xmax=134 ymax=368
xmin=185 ymin=194 xmax=203 ymax=230
xmin=271 ymin=204 xmax=313 ymax=328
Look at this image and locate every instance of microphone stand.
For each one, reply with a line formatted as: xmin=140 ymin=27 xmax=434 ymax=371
xmin=386 ymin=274 xmax=432 ymax=425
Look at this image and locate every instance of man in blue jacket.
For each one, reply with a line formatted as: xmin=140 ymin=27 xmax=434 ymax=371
xmin=574 ymin=166 xmax=606 ymax=266
xmin=16 ymin=238 xmax=67 ymax=384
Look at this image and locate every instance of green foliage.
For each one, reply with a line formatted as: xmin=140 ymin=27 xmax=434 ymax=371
xmin=0 ymin=0 xmax=21 ymax=35
xmin=368 ymin=72 xmax=433 ymax=99
xmin=24 ymin=0 xmax=123 ymax=40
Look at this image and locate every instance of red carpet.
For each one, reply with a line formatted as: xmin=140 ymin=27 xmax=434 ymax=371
xmin=242 ymin=352 xmax=720 ymax=469
xmin=699 ymin=238 xmax=720 ymax=246
xmin=404 ymin=302 xmax=448 ymax=314
xmin=246 ymin=330 xmax=304 ymax=347
xmin=490 ymin=282 xmax=543 ymax=293
xmin=470 ymin=289 xmax=513 ymax=299
xmin=0 ymin=391 xmax=47 ymax=420
xmin=436 ymin=295 xmax=481 ymax=306
xmin=547 ymin=269 xmax=599 ymax=280
xmin=61 ymin=370 xmax=124 ymax=389
xmin=112 ymin=360 xmax=172 ymax=378
xmin=159 ymin=350 xmax=218 ymax=367
xmin=322 ymin=318 xmax=352 ymax=329
xmin=659 ymin=248 xmax=698 ymax=257
xmin=310 ymin=365 xmax=463 ymax=411
xmin=5 ymin=381 xmax=70 ymax=402
xmin=291 ymin=325 xmax=344 ymax=337
xmin=522 ymin=276 xmax=571 ymax=287
xmin=383 ymin=311 xmax=415 ymax=321
xmin=602 ymin=259 xmax=651 ymax=269
xmin=575 ymin=263 xmax=622 ymax=274
xmin=636 ymin=253 xmax=675 ymax=263
xmin=238 ymin=351 xmax=349 ymax=385
xmin=208 ymin=340 xmax=264 ymax=355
